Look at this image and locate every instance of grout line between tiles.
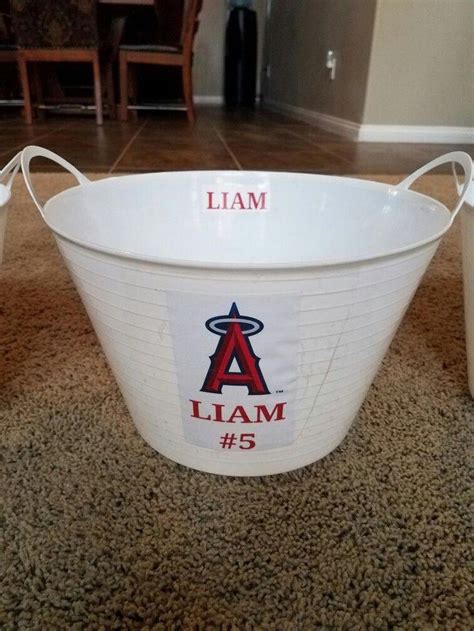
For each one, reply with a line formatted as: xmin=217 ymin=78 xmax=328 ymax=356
xmin=108 ymin=118 xmax=149 ymax=174
xmin=0 ymin=121 xmax=76 ymax=160
xmin=213 ymin=126 xmax=243 ymax=170
xmin=284 ymin=127 xmax=354 ymax=166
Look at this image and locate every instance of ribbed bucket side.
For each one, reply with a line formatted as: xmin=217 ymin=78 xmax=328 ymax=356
xmin=56 ymin=237 xmax=438 ymax=476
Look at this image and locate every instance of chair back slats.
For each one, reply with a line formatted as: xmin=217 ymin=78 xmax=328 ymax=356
xmin=10 ymin=0 xmax=99 ymax=49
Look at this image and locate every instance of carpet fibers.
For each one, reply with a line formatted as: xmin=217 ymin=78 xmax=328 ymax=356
xmin=1 ymin=173 xmax=472 ymax=630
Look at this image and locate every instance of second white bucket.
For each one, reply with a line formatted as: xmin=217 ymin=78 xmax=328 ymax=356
xmin=458 ymin=166 xmax=474 ymax=397
xmin=21 ymin=146 xmax=472 ymax=476
xmin=0 ymin=153 xmax=21 ymax=264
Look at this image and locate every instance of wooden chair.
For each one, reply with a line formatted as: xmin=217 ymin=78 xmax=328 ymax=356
xmin=119 ymin=0 xmax=203 ymax=124
xmin=10 ymin=0 xmax=115 ymax=125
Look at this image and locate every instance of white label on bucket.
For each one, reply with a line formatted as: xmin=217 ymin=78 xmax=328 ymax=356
xmin=201 ymin=183 xmax=270 ymax=212
xmin=167 ymin=292 xmax=298 ymax=451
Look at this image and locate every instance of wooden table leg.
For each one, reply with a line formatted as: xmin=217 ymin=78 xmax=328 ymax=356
xmin=18 ymin=56 xmax=33 ymax=124
xmin=92 ymin=52 xmax=104 ymax=125
xmin=119 ymin=51 xmax=129 ymax=121
xmin=32 ymin=64 xmax=45 ymax=121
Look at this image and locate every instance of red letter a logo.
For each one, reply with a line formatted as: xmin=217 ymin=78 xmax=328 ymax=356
xmin=201 ymin=303 xmax=270 ymax=395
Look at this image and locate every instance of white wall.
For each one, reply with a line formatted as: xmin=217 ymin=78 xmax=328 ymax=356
xmin=261 ymin=0 xmax=377 ymax=122
xmin=363 ymin=0 xmax=474 ymax=127
xmin=194 ymin=1 xmax=227 ymax=99
xmin=193 ymin=0 xmax=266 ymax=100
xmin=260 ymin=0 xmax=473 ymax=140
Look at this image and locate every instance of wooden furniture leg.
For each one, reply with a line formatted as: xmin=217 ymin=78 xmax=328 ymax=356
xmin=18 ymin=55 xmax=33 ymax=124
xmin=129 ymin=64 xmax=138 ymax=122
xmin=119 ymin=51 xmax=128 ymax=121
xmin=32 ymin=63 xmax=45 ymax=120
xmin=92 ymin=52 xmax=103 ymax=125
xmin=105 ymin=62 xmax=116 ymax=120
xmin=182 ymin=61 xmax=195 ymax=124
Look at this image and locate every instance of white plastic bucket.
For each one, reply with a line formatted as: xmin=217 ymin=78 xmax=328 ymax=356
xmin=455 ymin=164 xmax=474 ymax=397
xmin=20 ymin=146 xmax=472 ymax=476
xmin=0 ymin=153 xmax=21 ymax=264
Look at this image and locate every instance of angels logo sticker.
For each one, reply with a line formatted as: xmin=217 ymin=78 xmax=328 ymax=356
xmin=201 ymin=302 xmax=270 ymax=396
xmin=167 ymin=293 xmax=298 ymax=451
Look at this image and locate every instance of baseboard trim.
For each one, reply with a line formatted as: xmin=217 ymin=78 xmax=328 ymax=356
xmin=263 ymin=99 xmax=474 ymax=144
xmin=264 ymin=99 xmax=360 ymax=140
xmin=195 ymin=95 xmax=224 ymax=105
xmin=358 ymin=124 xmax=474 ymax=143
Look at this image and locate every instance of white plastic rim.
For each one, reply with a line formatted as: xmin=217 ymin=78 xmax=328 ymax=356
xmin=0 ymin=152 xmax=21 ymax=264
xmin=21 ymin=147 xmax=472 ymax=270
xmin=19 ymin=146 xmax=474 ymax=475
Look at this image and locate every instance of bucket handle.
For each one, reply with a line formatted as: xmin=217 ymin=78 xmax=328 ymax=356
xmin=396 ymin=151 xmax=473 ymax=225
xmin=21 ymin=146 xmax=90 ymax=220
xmin=0 ymin=151 xmax=22 ymax=190
xmin=452 ymin=160 xmax=474 ymax=207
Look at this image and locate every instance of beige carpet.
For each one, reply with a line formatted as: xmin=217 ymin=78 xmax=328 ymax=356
xmin=1 ymin=173 xmax=472 ymax=630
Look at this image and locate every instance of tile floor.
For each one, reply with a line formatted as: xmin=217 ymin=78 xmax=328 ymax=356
xmin=0 ymin=106 xmax=472 ymax=175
